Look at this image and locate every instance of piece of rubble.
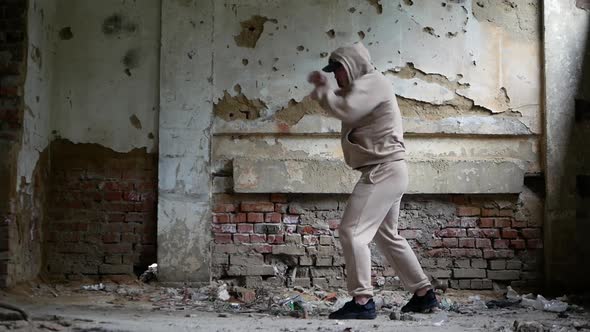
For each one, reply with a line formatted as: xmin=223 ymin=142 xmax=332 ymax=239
xmin=432 ymin=278 xmax=448 ymax=293
xmin=279 ymin=294 xmax=309 ymax=318
xmin=468 ymin=295 xmax=488 ymax=309
xmin=0 ymin=303 xmax=29 ymax=321
xmin=520 ymin=294 xmax=568 ymax=313
xmin=38 ymin=322 xmax=63 ymax=331
xmin=506 ymin=286 xmax=520 ymax=300
xmin=486 ymin=299 xmax=521 ymax=309
xmin=389 ymin=311 xmax=418 ymax=321
xmin=513 ymin=320 xmax=546 ymax=332
xmin=323 ymin=292 xmax=338 ymax=302
xmin=139 ymin=263 xmax=158 ymax=283
xmin=373 ymin=296 xmax=384 ymax=310
xmin=573 ymin=321 xmax=590 ymax=329
xmin=81 ymin=283 xmax=104 ymax=291
xmin=0 ymin=309 xmax=24 ymax=321
xmin=431 ymin=311 xmax=448 ymax=326
xmin=233 ymin=287 xmax=256 ymax=304
xmin=217 ymin=284 xmax=230 ymax=301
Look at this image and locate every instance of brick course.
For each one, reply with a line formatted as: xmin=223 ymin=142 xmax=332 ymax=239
xmin=211 ymin=194 xmax=543 ymax=290
xmin=43 ymin=140 xmax=157 ymax=280
xmin=0 ymin=0 xmax=27 ymax=288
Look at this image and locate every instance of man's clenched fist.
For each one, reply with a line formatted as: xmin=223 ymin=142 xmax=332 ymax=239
xmin=308 ymin=71 xmax=327 ymax=87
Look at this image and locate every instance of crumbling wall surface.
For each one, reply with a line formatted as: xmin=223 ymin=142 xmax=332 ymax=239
xmin=7 ymin=0 xmax=57 ymax=287
xmin=31 ymin=0 xmax=162 ymax=280
xmin=211 ymin=0 xmax=540 ymax=127
xmin=50 ymin=0 xmax=160 ymax=153
xmin=210 ymin=0 xmax=543 ymax=189
xmin=543 ymin=0 xmax=590 ymax=291
xmin=157 ymin=0 xmax=214 ymax=282
xmin=43 ymin=140 xmax=157 ymax=280
xmin=211 ymin=191 xmax=544 ymax=291
xmin=0 ymin=0 xmax=28 ymax=288
xmin=206 ymin=0 xmax=545 ymax=290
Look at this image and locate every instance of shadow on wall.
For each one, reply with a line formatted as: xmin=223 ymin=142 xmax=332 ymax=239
xmin=574 ymin=11 xmax=590 ymax=287
xmin=544 ymin=0 xmax=590 ymax=294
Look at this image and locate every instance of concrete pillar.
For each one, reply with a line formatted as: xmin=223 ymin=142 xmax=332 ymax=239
xmin=543 ymin=0 xmax=590 ymax=290
xmin=158 ymin=0 xmax=214 ymax=282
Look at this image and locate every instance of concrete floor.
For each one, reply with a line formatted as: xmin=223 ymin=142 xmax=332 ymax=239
xmin=1 ymin=282 xmax=589 ymax=332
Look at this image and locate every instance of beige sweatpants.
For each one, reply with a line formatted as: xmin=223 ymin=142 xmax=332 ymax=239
xmin=340 ymin=159 xmax=431 ymax=297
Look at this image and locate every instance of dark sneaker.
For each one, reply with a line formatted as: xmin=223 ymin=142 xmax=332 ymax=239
xmin=328 ymin=299 xmax=377 ymax=320
xmin=401 ymin=289 xmax=439 ymax=313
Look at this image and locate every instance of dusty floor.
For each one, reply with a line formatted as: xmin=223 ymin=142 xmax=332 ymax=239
xmin=0 ymin=281 xmax=589 ymax=332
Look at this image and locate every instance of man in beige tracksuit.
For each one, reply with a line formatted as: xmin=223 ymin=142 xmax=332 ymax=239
xmin=308 ymin=42 xmax=439 ymax=319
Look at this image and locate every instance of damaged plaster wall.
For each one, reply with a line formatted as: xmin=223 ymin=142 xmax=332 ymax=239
xmin=9 ymin=0 xmax=56 ymax=286
xmin=208 ymin=0 xmax=542 ymax=194
xmin=212 ymin=0 xmax=540 ymax=126
xmin=6 ymin=0 xmax=162 ymax=285
xmin=50 ymin=0 xmax=160 ymax=153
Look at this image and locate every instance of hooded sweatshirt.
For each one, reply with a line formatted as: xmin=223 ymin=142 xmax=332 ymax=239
xmin=315 ymin=42 xmax=406 ymax=170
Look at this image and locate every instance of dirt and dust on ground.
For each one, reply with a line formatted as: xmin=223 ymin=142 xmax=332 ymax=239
xmin=0 ymin=271 xmax=589 ymax=332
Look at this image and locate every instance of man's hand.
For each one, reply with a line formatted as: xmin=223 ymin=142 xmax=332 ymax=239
xmin=308 ymin=71 xmax=327 ymax=101
xmin=308 ymin=71 xmax=327 ymax=87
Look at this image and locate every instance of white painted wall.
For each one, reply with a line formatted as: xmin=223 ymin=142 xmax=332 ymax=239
xmin=50 ymin=0 xmax=161 ymax=153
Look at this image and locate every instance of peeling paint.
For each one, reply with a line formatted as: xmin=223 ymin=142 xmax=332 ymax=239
xmin=386 ymin=63 xmax=513 ymax=115
xmin=387 ymin=63 xmax=468 ymax=89
xmin=273 ymin=96 xmax=327 ymax=125
xmin=234 ymin=15 xmax=275 ymax=48
xmin=214 ymin=85 xmax=267 ymax=121
xmin=397 ymin=95 xmax=490 ymax=119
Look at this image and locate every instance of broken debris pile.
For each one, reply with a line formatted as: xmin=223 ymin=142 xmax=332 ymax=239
xmin=145 ymin=282 xmax=411 ymax=318
xmin=139 ymin=263 xmax=158 ymax=283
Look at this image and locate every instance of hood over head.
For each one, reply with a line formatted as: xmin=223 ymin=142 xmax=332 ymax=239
xmin=328 ymin=42 xmax=374 ymax=83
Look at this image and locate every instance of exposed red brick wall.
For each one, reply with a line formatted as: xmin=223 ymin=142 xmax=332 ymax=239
xmin=0 ymin=0 xmax=28 ymax=288
xmin=0 ymin=0 xmax=26 ymax=142
xmin=44 ymin=140 xmax=157 ymax=280
xmin=211 ymin=193 xmax=543 ymax=291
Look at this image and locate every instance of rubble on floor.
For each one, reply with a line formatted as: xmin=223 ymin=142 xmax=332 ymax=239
xmin=0 ymin=280 xmax=589 ymax=331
